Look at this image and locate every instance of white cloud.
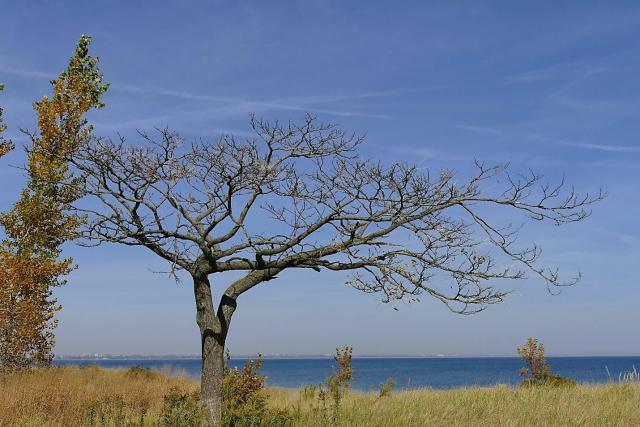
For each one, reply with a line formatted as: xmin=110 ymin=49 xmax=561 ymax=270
xmin=111 ymin=83 xmax=399 ymax=119
xmin=567 ymin=143 xmax=640 ymax=153
xmin=0 ymin=65 xmax=54 ymax=80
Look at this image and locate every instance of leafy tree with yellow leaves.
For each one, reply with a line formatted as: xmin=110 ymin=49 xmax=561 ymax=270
xmin=0 ymin=36 xmax=108 ymax=371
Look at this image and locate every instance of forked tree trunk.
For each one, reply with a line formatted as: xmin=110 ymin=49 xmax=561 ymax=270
xmin=193 ymin=273 xmax=227 ymax=425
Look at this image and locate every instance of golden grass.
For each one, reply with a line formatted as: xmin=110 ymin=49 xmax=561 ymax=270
xmin=0 ymin=365 xmax=197 ymax=426
xmin=268 ymin=383 xmax=640 ymax=426
xmin=1 ymin=366 xmax=639 ymax=426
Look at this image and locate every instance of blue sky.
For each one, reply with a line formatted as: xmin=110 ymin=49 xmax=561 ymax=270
xmin=0 ymin=1 xmax=639 ymax=356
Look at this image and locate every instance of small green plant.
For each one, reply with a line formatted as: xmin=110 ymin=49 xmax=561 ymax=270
xmin=160 ymin=387 xmax=203 ymax=427
xmin=378 ymin=378 xmax=396 ymax=398
xmin=536 ymin=374 xmax=577 ymax=387
xmin=81 ymin=394 xmax=128 ymax=427
xmin=517 ymin=338 xmax=575 ymax=387
xmin=312 ymin=345 xmax=354 ymax=425
xmin=328 ymin=345 xmax=353 ymax=424
xmin=104 ymin=395 xmax=126 ymax=426
xmin=82 ymin=400 xmax=98 ymax=426
xmin=301 ymin=384 xmax=317 ymax=400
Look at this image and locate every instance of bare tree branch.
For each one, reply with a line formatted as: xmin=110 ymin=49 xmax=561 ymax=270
xmin=69 ymin=114 xmax=603 ymax=314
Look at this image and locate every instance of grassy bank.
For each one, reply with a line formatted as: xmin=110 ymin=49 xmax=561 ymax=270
xmin=0 ymin=366 xmax=197 ymax=426
xmin=269 ymin=384 xmax=640 ymax=426
xmin=1 ymin=366 xmax=639 ymax=426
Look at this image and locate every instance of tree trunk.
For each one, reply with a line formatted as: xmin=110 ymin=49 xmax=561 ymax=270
xmin=201 ymin=335 xmax=224 ymax=426
xmin=193 ymin=272 xmax=226 ymax=425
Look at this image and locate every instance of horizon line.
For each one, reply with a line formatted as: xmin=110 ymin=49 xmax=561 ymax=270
xmin=54 ymin=353 xmax=640 ymax=359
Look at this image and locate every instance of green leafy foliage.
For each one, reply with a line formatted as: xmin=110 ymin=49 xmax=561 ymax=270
xmin=521 ymin=374 xmax=577 ymax=387
xmin=378 ymin=378 xmax=396 ymax=398
xmin=222 ymin=353 xmax=293 ymax=426
xmin=160 ymin=387 xmax=203 ymax=427
xmin=300 ymin=384 xmax=318 ymax=401
xmin=313 ymin=346 xmax=354 ymax=425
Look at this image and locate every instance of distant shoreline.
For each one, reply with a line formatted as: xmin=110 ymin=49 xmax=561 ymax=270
xmin=53 ymin=355 xmax=640 ymax=390
xmin=54 ymin=354 xmax=640 ymax=360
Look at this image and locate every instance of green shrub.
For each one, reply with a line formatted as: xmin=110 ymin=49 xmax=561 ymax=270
xmin=378 ymin=378 xmax=396 ymax=398
xmin=522 ymin=375 xmax=576 ymax=387
xmin=125 ymin=365 xmax=159 ymax=380
xmin=311 ymin=346 xmax=354 ymax=426
xmin=160 ymin=387 xmax=203 ymax=427
xmin=81 ymin=394 xmax=130 ymax=426
xmin=301 ymin=384 xmax=317 ymax=400
xmin=222 ymin=353 xmax=292 ymax=426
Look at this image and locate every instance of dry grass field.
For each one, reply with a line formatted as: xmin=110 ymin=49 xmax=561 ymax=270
xmin=268 ymin=383 xmax=640 ymax=426
xmin=0 ymin=366 xmax=197 ymax=426
xmin=1 ymin=366 xmax=639 ymax=426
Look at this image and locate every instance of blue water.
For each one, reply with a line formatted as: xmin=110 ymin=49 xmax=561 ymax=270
xmin=54 ymin=357 xmax=640 ymax=391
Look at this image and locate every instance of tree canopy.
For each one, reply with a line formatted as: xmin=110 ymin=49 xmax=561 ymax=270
xmin=73 ymin=116 xmax=601 ymax=313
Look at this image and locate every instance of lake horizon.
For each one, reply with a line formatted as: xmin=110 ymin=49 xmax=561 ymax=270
xmin=54 ymin=356 xmax=640 ymax=391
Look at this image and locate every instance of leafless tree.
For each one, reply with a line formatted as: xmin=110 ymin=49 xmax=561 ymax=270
xmin=69 ymin=114 xmax=602 ymax=423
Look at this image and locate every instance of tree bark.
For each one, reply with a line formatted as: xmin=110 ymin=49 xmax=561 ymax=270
xmin=193 ymin=272 xmax=225 ymax=425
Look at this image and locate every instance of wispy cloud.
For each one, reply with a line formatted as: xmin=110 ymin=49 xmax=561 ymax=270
xmin=111 ymin=83 xmax=400 ymax=119
xmin=507 ymin=62 xmax=582 ymax=84
xmin=454 ymin=124 xmax=640 ymax=155
xmin=454 ymin=124 xmax=506 ymax=136
xmin=0 ymin=65 xmax=54 ymax=80
xmin=93 ymin=116 xmax=255 ymax=138
xmin=566 ymin=143 xmax=640 ymax=153
xmin=110 ymin=83 xmax=236 ymax=103
xmin=247 ymin=101 xmax=394 ymax=119
xmin=385 ymin=145 xmax=469 ymax=163
xmin=507 ymin=62 xmax=631 ymax=85
xmin=0 ymin=65 xmax=408 ymax=120
xmin=112 ymin=84 xmax=434 ymax=109
xmin=91 ymin=83 xmax=431 ymax=131
xmin=93 ymin=101 xmax=390 ymax=134
xmin=292 ymin=87 xmax=449 ymax=106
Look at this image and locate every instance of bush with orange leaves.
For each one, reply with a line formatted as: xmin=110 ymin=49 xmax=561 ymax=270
xmin=517 ymin=338 xmax=551 ymax=382
xmin=517 ymin=338 xmax=575 ymax=387
xmin=0 ymin=252 xmax=67 ymax=369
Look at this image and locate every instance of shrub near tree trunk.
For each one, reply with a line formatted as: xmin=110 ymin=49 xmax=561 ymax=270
xmin=221 ymin=353 xmax=292 ymax=426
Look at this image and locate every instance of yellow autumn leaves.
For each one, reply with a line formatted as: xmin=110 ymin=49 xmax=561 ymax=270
xmin=0 ymin=36 xmax=108 ymax=371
